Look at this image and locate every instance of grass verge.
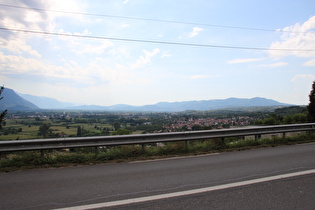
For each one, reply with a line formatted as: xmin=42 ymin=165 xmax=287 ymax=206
xmin=1 ymin=132 xmax=315 ymax=172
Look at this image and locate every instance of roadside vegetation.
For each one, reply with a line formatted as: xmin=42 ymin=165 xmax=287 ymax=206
xmin=1 ymin=131 xmax=314 ymax=172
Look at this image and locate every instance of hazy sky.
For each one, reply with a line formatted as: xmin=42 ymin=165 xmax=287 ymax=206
xmin=1 ymin=0 xmax=315 ymax=106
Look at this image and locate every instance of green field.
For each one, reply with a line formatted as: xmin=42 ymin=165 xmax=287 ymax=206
xmin=0 ymin=118 xmax=115 ymax=140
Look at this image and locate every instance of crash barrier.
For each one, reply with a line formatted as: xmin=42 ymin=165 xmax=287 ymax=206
xmin=0 ymin=123 xmax=314 ymax=153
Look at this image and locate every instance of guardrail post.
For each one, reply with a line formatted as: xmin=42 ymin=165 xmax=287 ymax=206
xmin=94 ymin=147 xmax=98 ymax=156
xmin=40 ymin=150 xmax=44 ymax=157
xmin=283 ymin=132 xmax=286 ymax=138
xmin=255 ymin=134 xmax=261 ymax=141
xmin=142 ymin=144 xmax=145 ymax=152
xmin=185 ymin=140 xmax=188 ymax=149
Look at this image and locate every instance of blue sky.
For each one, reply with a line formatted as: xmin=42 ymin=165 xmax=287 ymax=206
xmin=1 ymin=0 xmax=315 ymax=106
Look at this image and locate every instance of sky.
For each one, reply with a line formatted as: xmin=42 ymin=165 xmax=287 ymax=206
xmin=0 ymin=0 xmax=315 ymax=107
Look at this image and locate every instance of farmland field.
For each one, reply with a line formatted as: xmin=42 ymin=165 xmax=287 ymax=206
xmin=0 ymin=118 xmax=114 ymax=140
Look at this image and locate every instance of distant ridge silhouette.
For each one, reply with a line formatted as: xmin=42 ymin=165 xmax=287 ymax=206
xmin=1 ymin=88 xmax=292 ymax=112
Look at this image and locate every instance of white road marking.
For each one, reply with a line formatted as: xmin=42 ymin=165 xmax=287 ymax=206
xmin=129 ymin=153 xmax=220 ymax=163
xmin=55 ymin=169 xmax=315 ymax=210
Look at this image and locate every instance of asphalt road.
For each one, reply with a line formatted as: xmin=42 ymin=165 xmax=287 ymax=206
xmin=1 ymin=143 xmax=315 ymax=210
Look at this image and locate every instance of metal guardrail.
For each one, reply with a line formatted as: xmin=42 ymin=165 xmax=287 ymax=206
xmin=0 ymin=123 xmax=315 ymax=153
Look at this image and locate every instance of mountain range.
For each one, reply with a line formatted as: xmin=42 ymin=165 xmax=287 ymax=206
xmin=0 ymin=87 xmax=292 ymax=112
xmin=0 ymin=88 xmax=39 ymax=110
xmin=18 ymin=93 xmax=75 ymax=109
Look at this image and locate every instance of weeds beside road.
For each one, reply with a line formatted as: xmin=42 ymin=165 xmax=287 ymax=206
xmin=1 ymin=132 xmax=315 ymax=172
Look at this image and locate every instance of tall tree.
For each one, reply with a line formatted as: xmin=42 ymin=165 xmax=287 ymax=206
xmin=0 ymin=86 xmax=8 ymax=130
xmin=113 ymin=121 xmax=121 ymax=131
xmin=307 ymin=81 xmax=315 ymax=122
xmin=38 ymin=123 xmax=51 ymax=138
xmin=77 ymin=126 xmax=82 ymax=137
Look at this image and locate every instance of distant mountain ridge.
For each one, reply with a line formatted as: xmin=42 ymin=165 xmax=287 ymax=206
xmin=18 ymin=93 xmax=75 ymax=109
xmin=1 ymin=88 xmax=292 ymax=112
xmin=68 ymin=97 xmax=291 ymax=112
xmin=0 ymin=88 xmax=39 ymax=110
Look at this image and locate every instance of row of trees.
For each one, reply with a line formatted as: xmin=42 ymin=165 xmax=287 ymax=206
xmin=255 ymin=81 xmax=315 ymax=125
xmin=254 ymin=113 xmax=308 ymax=125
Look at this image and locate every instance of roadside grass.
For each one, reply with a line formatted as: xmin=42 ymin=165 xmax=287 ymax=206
xmin=1 ymin=132 xmax=315 ymax=172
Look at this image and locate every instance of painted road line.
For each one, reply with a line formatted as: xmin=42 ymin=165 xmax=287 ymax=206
xmin=55 ymin=169 xmax=315 ymax=210
xmin=129 ymin=153 xmax=220 ymax=164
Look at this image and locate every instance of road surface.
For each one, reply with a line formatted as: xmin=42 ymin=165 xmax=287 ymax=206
xmin=1 ymin=143 xmax=315 ymax=209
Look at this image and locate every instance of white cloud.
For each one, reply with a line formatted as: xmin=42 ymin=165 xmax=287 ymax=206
xmin=0 ymin=51 xmax=102 ymax=85
xmin=49 ymin=0 xmax=86 ymax=22
xmin=304 ymin=59 xmax=315 ymax=66
xmin=0 ymin=1 xmax=57 ymax=58
xmin=52 ymin=29 xmax=114 ymax=55
xmin=73 ymin=29 xmax=91 ymax=36
xmin=258 ymin=62 xmax=288 ymax=68
xmin=73 ymin=40 xmax=114 ymax=55
xmin=123 ymin=0 xmax=129 ymax=4
xmin=190 ymin=74 xmax=221 ymax=80
xmin=107 ymin=48 xmax=130 ymax=58
xmin=269 ymin=16 xmax=315 ymax=61
xmin=188 ymin=27 xmax=203 ymax=38
xmin=122 ymin=23 xmax=130 ymax=28
xmin=0 ymin=0 xmax=84 ymax=34
xmin=190 ymin=75 xmax=210 ymax=79
xmin=129 ymin=48 xmax=160 ymax=70
xmin=291 ymin=74 xmax=315 ymax=83
xmin=115 ymin=48 xmax=130 ymax=58
xmin=0 ymin=46 xmax=156 ymax=89
xmin=228 ymin=58 xmax=264 ymax=64
xmin=162 ymin=52 xmax=171 ymax=58
xmin=0 ymin=0 xmax=89 ymax=60
xmin=0 ymin=51 xmax=90 ymax=82
xmin=0 ymin=36 xmax=41 ymax=58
